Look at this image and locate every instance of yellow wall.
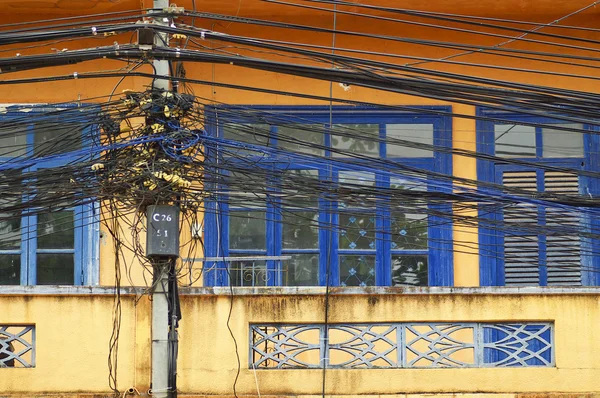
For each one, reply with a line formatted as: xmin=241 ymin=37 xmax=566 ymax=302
xmin=3 ymin=289 xmax=600 ymax=395
xmin=0 ymin=292 xmax=151 ymax=394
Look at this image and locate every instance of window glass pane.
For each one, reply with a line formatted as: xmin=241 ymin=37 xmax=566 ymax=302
xmin=284 ymin=253 xmax=319 ymax=286
xmin=339 ymin=171 xmax=375 ymax=186
xmin=278 ymin=125 xmax=324 ymax=156
xmin=229 ymin=211 xmax=266 ymax=250
xmin=339 ymin=212 xmax=376 ymax=250
xmin=0 ymin=255 xmax=20 ymax=285
xmin=386 ymin=124 xmax=434 ymax=158
xmin=0 ymin=123 xmax=26 ymax=157
xmin=228 ymin=257 xmax=267 ymax=287
xmin=391 ymin=212 xmax=428 ymax=250
xmin=392 ymin=255 xmax=428 ymax=286
xmin=390 ymin=176 xmax=427 ymax=191
xmin=542 ymin=123 xmax=584 ymax=158
xmin=281 ymin=169 xmax=319 ymax=208
xmin=494 ymin=124 xmax=536 ymax=157
xmin=340 ymin=255 xmax=375 ymax=286
xmin=37 ymin=211 xmax=74 ymax=249
xmin=36 ymin=253 xmax=74 ymax=285
xmin=282 ymin=211 xmax=318 ymax=249
xmin=222 ymin=124 xmax=270 ymax=156
xmin=34 ymin=122 xmax=82 ymax=156
xmin=226 ymin=171 xmax=265 ymax=208
xmin=0 ymin=170 xmax=22 ymax=250
xmin=0 ymin=215 xmax=20 ymax=250
xmin=332 ymin=124 xmax=379 ymax=157
xmin=339 ymin=172 xmax=376 ymax=209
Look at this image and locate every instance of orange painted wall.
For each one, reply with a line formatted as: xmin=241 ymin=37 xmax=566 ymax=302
xmin=2 ymin=1 xmax=600 ymax=287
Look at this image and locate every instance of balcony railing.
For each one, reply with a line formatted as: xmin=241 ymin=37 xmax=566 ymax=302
xmin=251 ymin=322 xmax=553 ymax=369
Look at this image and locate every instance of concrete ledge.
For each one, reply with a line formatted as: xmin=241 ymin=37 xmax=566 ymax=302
xmin=1 ymin=285 xmax=600 ymax=296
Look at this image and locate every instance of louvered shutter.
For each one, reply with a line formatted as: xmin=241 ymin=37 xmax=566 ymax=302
xmin=502 ymin=171 xmax=540 ymax=285
xmin=544 ymin=172 xmax=582 ymax=285
xmin=501 ymin=170 xmax=582 ymax=286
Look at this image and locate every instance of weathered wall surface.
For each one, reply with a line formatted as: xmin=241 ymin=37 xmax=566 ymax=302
xmin=3 ymin=288 xmax=600 ymax=396
xmin=0 ymin=289 xmax=151 ymax=394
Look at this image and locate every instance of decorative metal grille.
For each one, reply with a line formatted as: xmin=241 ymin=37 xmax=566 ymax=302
xmin=0 ymin=325 xmax=35 ymax=368
xmin=250 ymin=322 xmax=553 ymax=369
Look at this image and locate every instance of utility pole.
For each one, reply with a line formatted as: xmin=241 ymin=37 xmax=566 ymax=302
xmin=149 ymin=1 xmax=174 ymax=397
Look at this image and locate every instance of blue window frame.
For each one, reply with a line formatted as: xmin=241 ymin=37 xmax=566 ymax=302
xmin=476 ymin=108 xmax=600 ymax=286
xmin=204 ymin=106 xmax=453 ymax=287
xmin=0 ymin=106 xmax=99 ymax=286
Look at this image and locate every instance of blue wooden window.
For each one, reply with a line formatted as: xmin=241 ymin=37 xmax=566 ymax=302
xmin=0 ymin=106 xmax=99 ymax=286
xmin=476 ymin=108 xmax=600 ymax=286
xmin=204 ymin=106 xmax=453 ymax=287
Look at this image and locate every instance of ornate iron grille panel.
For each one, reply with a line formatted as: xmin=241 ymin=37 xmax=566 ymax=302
xmin=0 ymin=325 xmax=35 ymax=368
xmin=250 ymin=322 xmax=553 ymax=369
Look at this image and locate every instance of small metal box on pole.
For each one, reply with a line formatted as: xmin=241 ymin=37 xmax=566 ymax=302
xmin=147 ymin=205 xmax=180 ymax=258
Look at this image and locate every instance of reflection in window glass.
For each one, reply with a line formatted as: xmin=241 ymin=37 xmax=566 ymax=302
xmin=339 ymin=172 xmax=375 ymax=209
xmin=391 ymin=212 xmax=428 ymax=250
xmin=390 ymin=176 xmax=427 ymax=192
xmin=285 ymin=253 xmax=319 ymax=286
xmin=340 ymin=255 xmax=375 ymax=286
xmin=34 ymin=123 xmax=82 ymax=156
xmin=0 ymin=215 xmax=20 ymax=250
xmin=392 ymin=255 xmax=428 ymax=286
xmin=0 ymin=124 xmax=26 ymax=158
xmin=339 ymin=212 xmax=376 ymax=250
xmin=542 ymin=124 xmax=584 ymax=158
xmin=339 ymin=171 xmax=375 ymax=186
xmin=229 ymin=211 xmax=266 ymax=250
xmin=37 ymin=253 xmax=74 ymax=285
xmin=278 ymin=125 xmax=324 ymax=156
xmin=0 ymin=254 xmax=20 ymax=285
xmin=281 ymin=169 xmax=319 ymax=209
xmin=387 ymin=124 xmax=434 ymax=158
xmin=226 ymin=172 xmax=265 ymax=208
xmin=223 ymin=124 xmax=271 ymax=156
xmin=37 ymin=211 xmax=74 ymax=249
xmin=494 ymin=124 xmax=536 ymax=157
xmin=332 ymin=124 xmax=379 ymax=158
xmin=282 ymin=211 xmax=318 ymax=249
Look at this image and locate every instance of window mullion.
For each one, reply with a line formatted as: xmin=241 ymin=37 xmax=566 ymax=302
xmin=266 ymin=176 xmax=281 ymax=287
xmin=376 ymin=172 xmax=390 ymax=286
xmin=26 ymin=213 xmax=37 ymax=285
xmin=537 ymin=169 xmax=548 ymax=286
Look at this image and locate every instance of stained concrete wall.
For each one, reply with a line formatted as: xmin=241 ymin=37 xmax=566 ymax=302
xmin=2 ymin=287 xmax=600 ymax=396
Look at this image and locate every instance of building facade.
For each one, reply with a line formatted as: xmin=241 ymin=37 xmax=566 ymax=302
xmin=1 ymin=0 xmax=600 ymax=397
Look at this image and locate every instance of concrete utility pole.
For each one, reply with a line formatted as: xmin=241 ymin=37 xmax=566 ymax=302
xmin=150 ymin=1 xmax=172 ymax=397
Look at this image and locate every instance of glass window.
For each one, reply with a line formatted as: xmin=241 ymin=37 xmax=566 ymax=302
xmin=285 ymin=253 xmax=319 ymax=286
xmin=205 ymin=107 xmax=453 ymax=288
xmin=340 ymin=255 xmax=375 ymax=287
xmin=0 ymin=111 xmax=96 ymax=286
xmin=229 ymin=211 xmax=266 ymax=250
xmin=33 ymin=123 xmax=82 ymax=156
xmin=392 ymin=255 xmax=428 ymax=286
xmin=332 ymin=124 xmax=379 ymax=157
xmin=494 ymin=124 xmax=536 ymax=158
xmin=0 ymin=123 xmax=27 ymax=158
xmin=542 ymin=123 xmax=584 ymax=158
xmin=222 ymin=124 xmax=271 ymax=157
xmin=478 ymin=110 xmax=596 ymax=287
xmin=387 ymin=123 xmax=434 ymax=158
xmin=278 ymin=124 xmax=324 ymax=156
